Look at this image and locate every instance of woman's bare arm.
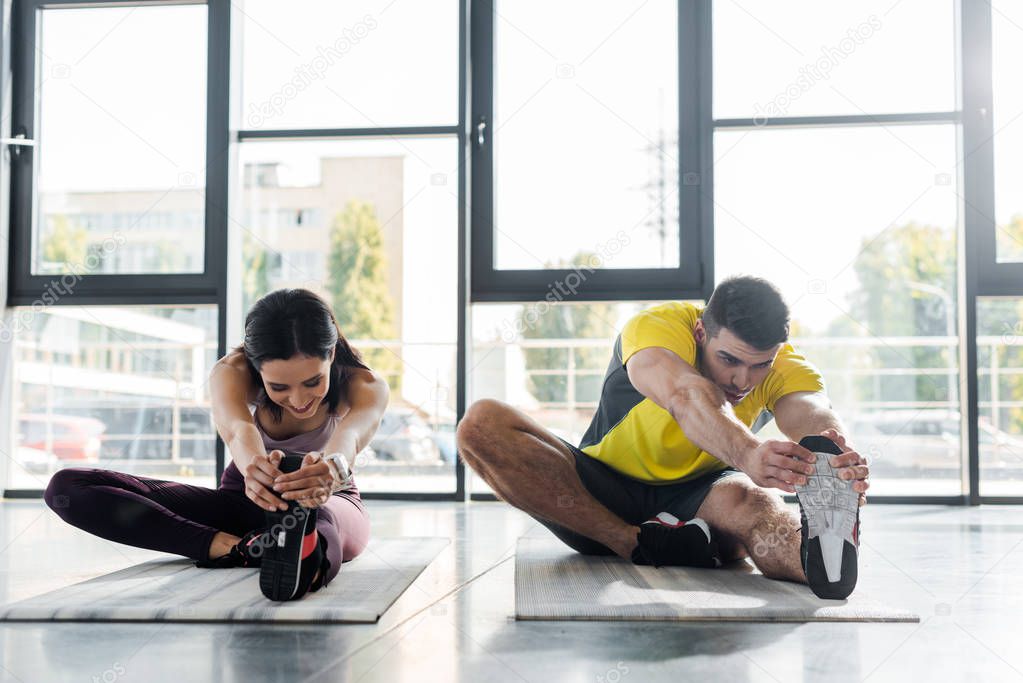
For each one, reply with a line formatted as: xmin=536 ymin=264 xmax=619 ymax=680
xmin=271 ymin=367 xmax=389 ymax=506
xmin=209 ymin=359 xmax=286 ymax=510
xmin=319 ymin=367 xmax=390 ymax=463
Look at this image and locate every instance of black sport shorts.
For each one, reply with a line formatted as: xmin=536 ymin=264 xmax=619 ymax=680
xmin=533 ymin=438 xmax=745 ymax=555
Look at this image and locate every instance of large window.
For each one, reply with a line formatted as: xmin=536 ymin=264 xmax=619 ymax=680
xmin=469 ymin=301 xmax=646 ymax=494
xmin=232 ymin=0 xmax=462 ymax=495
xmin=5 ymin=1 xmax=1022 ymax=503
xmin=470 ymin=1 xmax=709 ymax=303
xmin=33 ymin=5 xmax=207 ymax=276
xmin=9 ymin=306 xmax=218 ymax=489
xmin=713 ymin=1 xmax=962 ymax=497
xmin=991 ymin=0 xmax=1023 ymax=263
xmin=240 ymin=0 xmax=457 ymax=130
xmin=233 ymin=139 xmax=459 ymax=493
xmin=492 ymin=1 xmax=678 ymax=271
xmin=5 ymin=0 xmax=227 ymax=495
xmin=977 ymin=298 xmax=1023 ymax=496
xmin=715 ymin=126 xmax=960 ymax=495
xmin=713 ymin=0 xmax=954 ymax=119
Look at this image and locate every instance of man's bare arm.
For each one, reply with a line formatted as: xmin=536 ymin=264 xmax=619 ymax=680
xmin=625 ymin=347 xmax=816 ymax=493
xmin=625 ymin=346 xmax=757 ymax=469
xmin=772 ymin=391 xmax=845 ymax=440
xmin=773 ymin=391 xmax=870 ymax=500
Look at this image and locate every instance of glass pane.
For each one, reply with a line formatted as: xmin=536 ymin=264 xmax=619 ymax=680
xmin=469 ymin=301 xmax=647 ymax=494
xmin=494 ymin=0 xmax=679 ymax=270
xmin=978 ymin=298 xmax=1023 ymax=496
xmin=992 ymin=0 xmax=1023 ymax=263
xmin=240 ymin=0 xmax=457 ymax=129
xmin=235 ymin=138 xmax=458 ymax=493
xmin=713 ymin=0 xmax=954 ymax=119
xmin=715 ymin=125 xmax=961 ymax=496
xmin=8 ymin=306 xmax=218 ymax=490
xmin=34 ymin=6 xmax=207 ymax=275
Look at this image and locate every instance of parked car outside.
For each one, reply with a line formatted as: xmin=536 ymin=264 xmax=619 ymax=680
xmin=17 ymin=413 xmax=105 ymax=462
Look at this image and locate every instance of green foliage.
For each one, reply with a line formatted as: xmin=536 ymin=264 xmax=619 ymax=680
xmin=978 ymin=214 xmax=1023 ymax=434
xmin=845 ymin=222 xmax=957 ymax=405
xmin=837 ymin=217 xmax=1023 ymax=434
xmin=517 ymin=253 xmax=617 ymax=405
xmin=41 ymin=216 xmax=88 ymax=272
xmin=325 ymin=200 xmax=401 ymax=391
xmin=997 ymin=213 xmax=1023 ymax=262
xmin=241 ymin=231 xmax=271 ymax=315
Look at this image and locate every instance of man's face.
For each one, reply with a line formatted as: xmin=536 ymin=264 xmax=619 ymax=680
xmin=694 ymin=320 xmax=781 ymax=405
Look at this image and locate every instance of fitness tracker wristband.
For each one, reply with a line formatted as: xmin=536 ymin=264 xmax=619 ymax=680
xmin=324 ymin=452 xmax=355 ymax=492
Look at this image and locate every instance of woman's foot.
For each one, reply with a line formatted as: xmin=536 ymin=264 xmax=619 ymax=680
xmin=195 ymin=529 xmax=269 ymax=569
xmin=207 ymin=531 xmax=241 ymax=560
xmin=259 ymin=501 xmax=322 ymax=600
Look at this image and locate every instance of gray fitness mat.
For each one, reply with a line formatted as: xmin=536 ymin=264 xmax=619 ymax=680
xmin=515 ymin=537 xmax=918 ymax=623
xmin=0 ymin=538 xmax=448 ymax=623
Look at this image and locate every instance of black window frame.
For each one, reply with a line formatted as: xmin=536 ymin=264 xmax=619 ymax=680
xmin=468 ymin=0 xmax=715 ymax=304
xmin=707 ymin=0 xmax=1018 ymax=505
xmin=8 ymin=0 xmax=228 ymax=306
xmin=7 ymin=0 xmax=232 ymax=497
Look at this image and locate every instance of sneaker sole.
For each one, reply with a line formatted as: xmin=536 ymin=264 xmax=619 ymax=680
xmin=260 ymin=500 xmax=314 ymax=601
xmin=795 ymin=435 xmax=859 ymax=600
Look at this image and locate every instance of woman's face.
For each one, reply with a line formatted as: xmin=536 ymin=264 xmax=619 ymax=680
xmin=259 ymin=352 xmax=333 ymax=420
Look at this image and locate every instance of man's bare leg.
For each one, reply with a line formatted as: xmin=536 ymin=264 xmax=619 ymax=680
xmin=695 ymin=473 xmax=806 ymax=582
xmin=457 ymin=399 xmax=640 ymax=558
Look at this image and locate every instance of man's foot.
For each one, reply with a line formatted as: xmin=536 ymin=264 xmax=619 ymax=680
xmin=631 ymin=512 xmax=722 ymax=568
xmin=195 ymin=528 xmax=268 ymax=569
xmin=796 ymin=435 xmax=860 ymax=600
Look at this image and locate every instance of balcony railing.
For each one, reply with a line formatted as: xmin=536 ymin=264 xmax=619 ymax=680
xmin=11 ymin=334 xmax=1022 ymax=487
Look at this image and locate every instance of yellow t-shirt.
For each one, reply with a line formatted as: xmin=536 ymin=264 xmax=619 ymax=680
xmin=578 ymin=301 xmax=825 ymax=483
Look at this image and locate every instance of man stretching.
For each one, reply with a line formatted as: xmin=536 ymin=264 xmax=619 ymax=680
xmin=457 ymin=276 xmax=869 ymax=599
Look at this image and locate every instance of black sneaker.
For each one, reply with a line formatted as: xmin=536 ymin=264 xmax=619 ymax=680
xmin=796 ymin=435 xmax=860 ymax=600
xmin=631 ymin=512 xmax=722 ymax=568
xmin=259 ymin=455 xmax=325 ymax=601
xmin=194 ymin=528 xmax=268 ymax=569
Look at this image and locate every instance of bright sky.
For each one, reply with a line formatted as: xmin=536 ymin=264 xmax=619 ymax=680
xmin=33 ymin=0 xmax=1023 ymax=349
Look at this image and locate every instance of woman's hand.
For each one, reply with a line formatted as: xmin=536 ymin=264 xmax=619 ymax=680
xmin=271 ymin=452 xmax=336 ymax=509
xmin=243 ymin=449 xmax=289 ymax=512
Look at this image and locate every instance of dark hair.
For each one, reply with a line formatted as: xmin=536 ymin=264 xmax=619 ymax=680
xmin=233 ymin=288 xmax=369 ymax=424
xmin=702 ymin=276 xmax=790 ymax=350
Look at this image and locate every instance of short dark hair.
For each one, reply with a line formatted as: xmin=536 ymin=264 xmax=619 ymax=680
xmin=232 ymin=288 xmax=369 ymax=424
xmin=702 ymin=276 xmax=790 ymax=350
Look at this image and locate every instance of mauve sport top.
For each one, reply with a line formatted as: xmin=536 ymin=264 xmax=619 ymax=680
xmin=219 ymin=405 xmax=360 ymax=498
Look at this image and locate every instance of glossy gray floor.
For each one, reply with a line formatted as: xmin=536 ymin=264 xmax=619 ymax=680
xmin=1 ymin=499 xmax=1021 ymax=683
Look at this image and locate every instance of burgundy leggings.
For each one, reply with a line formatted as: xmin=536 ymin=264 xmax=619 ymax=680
xmin=43 ymin=467 xmax=370 ymax=587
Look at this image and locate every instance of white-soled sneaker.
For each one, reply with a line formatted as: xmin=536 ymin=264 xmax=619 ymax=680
xmin=631 ymin=512 xmax=722 ymax=568
xmin=796 ymin=435 xmax=860 ymax=600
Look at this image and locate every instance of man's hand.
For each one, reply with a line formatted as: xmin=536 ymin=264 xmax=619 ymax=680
xmin=243 ymin=449 xmax=288 ymax=511
xmin=739 ymin=439 xmax=817 ymax=494
xmin=271 ymin=452 xmax=335 ymax=508
xmin=819 ymin=428 xmax=870 ymax=506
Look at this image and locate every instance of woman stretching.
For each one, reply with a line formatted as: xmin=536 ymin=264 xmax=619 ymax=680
xmin=43 ymin=288 xmax=385 ymax=601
